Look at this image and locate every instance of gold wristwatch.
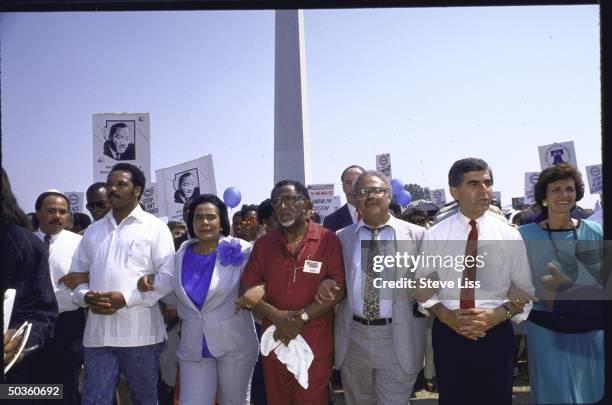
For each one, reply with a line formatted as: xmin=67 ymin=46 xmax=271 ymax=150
xmin=502 ymin=304 xmax=513 ymax=319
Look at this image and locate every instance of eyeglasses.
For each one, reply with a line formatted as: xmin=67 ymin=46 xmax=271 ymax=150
xmin=272 ymin=195 xmax=305 ymax=208
xmin=86 ymin=201 xmax=108 ymax=210
xmin=355 ymin=187 xmax=389 ymax=200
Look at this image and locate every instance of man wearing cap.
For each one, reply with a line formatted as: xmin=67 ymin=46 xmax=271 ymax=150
xmin=34 ymin=190 xmax=86 ymax=405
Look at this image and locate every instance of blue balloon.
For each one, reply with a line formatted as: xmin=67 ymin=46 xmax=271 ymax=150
xmin=395 ymin=190 xmax=412 ymax=206
xmin=223 ymin=187 xmax=242 ymax=208
xmin=390 ymin=178 xmax=404 ymax=194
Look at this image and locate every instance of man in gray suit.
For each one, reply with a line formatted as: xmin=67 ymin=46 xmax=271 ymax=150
xmin=317 ymin=170 xmax=427 ymax=405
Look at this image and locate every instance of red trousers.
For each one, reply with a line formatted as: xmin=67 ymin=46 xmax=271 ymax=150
xmin=262 ymin=351 xmax=332 ymax=405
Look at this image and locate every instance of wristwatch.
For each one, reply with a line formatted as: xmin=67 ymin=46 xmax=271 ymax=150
xmin=502 ymin=304 xmax=513 ymax=320
xmin=300 ymin=310 xmax=310 ymax=322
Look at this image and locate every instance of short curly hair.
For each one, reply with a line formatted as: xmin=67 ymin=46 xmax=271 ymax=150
xmin=186 ymin=194 xmax=230 ymax=238
xmin=534 ymin=163 xmax=585 ymax=208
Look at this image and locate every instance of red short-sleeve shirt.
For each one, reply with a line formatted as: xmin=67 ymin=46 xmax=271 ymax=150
xmin=241 ymin=220 xmax=345 ymax=357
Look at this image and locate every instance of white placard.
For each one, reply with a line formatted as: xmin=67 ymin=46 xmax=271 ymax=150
xmin=430 ymin=188 xmax=447 ymax=207
xmin=585 ymin=164 xmax=602 ymax=194
xmin=156 ymin=155 xmax=217 ymax=222
xmin=64 ymin=191 xmax=84 ymax=213
xmin=538 ymin=141 xmax=577 ymax=170
xmin=93 ymin=113 xmax=151 ymax=185
xmin=307 ymin=184 xmax=336 ymax=223
xmin=141 ymin=183 xmax=160 ymax=217
xmin=376 ymin=153 xmax=392 ymax=180
xmin=332 ymin=195 xmax=341 ymax=211
xmin=524 ymin=172 xmax=540 ymax=205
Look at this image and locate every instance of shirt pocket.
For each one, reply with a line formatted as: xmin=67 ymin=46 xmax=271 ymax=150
xmin=125 ymin=239 xmax=151 ymax=272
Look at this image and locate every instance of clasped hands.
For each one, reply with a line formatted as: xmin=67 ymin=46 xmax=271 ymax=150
xmin=84 ymin=290 xmax=126 ymax=315
xmin=271 ymin=310 xmax=306 ymax=346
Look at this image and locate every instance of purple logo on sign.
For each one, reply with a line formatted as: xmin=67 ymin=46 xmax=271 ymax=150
xmin=530 ymin=174 xmax=539 ymax=184
xmin=69 ymin=195 xmax=79 ymax=205
xmin=591 ymin=166 xmax=601 ymax=177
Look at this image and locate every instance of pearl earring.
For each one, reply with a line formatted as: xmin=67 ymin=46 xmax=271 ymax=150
xmin=542 ymin=201 xmax=547 ymax=207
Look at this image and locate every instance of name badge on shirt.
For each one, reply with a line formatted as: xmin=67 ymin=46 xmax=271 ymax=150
xmin=303 ymin=260 xmax=322 ymax=274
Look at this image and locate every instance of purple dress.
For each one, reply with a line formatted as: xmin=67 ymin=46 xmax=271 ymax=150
xmin=182 ymin=245 xmax=217 ymax=358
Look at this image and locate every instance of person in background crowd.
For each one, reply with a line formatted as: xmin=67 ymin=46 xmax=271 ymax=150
xmin=167 ymin=221 xmax=187 ymax=241
xmin=317 ymin=171 xmax=427 ymax=405
xmin=257 ymin=198 xmax=279 ymax=235
xmin=33 ymin=190 xmax=87 ymax=405
xmin=71 ymin=212 xmax=92 ymax=234
xmin=86 ymin=182 xmax=111 ymax=221
xmin=416 ymin=158 xmax=534 ymax=405
xmin=70 ymin=163 xmax=175 ymax=405
xmin=240 ymin=180 xmax=345 ymax=405
xmin=140 ymin=194 xmax=258 ymax=404
xmin=2 ymin=168 xmax=58 ymax=386
xmin=239 ymin=204 xmax=260 ymax=242
xmin=323 ymin=165 xmax=365 ymax=232
xmin=400 ymin=206 xmax=430 ymax=228
xmin=519 ymin=163 xmax=604 ymax=404
xmin=26 ymin=212 xmax=39 ymax=231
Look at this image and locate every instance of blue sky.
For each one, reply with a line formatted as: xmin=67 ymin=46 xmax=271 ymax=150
xmin=1 ymin=5 xmax=601 ymax=215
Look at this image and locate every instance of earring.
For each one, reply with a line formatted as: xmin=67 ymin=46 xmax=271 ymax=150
xmin=542 ymin=201 xmax=547 ymax=207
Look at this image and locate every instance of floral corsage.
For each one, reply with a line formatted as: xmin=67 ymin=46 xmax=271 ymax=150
xmin=217 ymin=239 xmax=248 ymax=266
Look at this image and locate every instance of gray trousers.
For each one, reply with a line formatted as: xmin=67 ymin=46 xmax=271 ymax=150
xmin=179 ymin=346 xmax=258 ymax=405
xmin=340 ymin=321 xmax=417 ymax=405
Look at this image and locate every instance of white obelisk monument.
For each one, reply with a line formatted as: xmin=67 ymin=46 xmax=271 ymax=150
xmin=274 ymin=9 xmax=311 ymax=185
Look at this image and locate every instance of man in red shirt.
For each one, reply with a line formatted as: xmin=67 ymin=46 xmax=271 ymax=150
xmin=240 ymin=180 xmax=345 ymax=405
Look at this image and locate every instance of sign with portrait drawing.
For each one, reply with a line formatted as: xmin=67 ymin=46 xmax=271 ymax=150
xmin=538 ymin=141 xmax=577 ymax=170
xmin=156 ymin=155 xmax=217 ymax=222
xmin=93 ymin=113 xmax=151 ymax=185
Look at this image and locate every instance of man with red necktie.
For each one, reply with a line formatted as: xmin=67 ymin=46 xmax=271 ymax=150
xmin=415 ymin=158 xmax=534 ymax=405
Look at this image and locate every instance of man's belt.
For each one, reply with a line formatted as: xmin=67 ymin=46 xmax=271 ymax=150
xmin=352 ymin=315 xmax=393 ymax=326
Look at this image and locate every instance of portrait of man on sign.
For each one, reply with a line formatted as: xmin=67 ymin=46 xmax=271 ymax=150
xmin=103 ymin=122 xmax=136 ymax=161
xmin=173 ymin=170 xmax=201 ymax=204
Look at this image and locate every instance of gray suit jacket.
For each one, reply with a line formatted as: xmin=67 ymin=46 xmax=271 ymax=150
xmin=174 ymin=236 xmax=258 ymax=361
xmin=334 ymin=216 xmax=427 ymax=374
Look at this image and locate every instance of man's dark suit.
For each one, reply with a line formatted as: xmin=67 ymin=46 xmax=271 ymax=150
xmin=323 ymin=204 xmax=353 ymax=232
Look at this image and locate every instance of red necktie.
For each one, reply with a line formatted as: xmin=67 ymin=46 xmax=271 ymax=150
xmin=460 ymin=220 xmax=478 ymax=309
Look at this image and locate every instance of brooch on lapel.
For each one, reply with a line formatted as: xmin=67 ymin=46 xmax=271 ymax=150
xmin=217 ymin=239 xmax=248 ymax=266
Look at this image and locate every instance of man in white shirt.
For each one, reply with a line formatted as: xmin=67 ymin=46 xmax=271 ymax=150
xmin=416 ymin=158 xmax=534 ymax=405
xmin=70 ymin=163 xmax=175 ymax=405
xmin=323 ymin=165 xmax=365 ymax=232
xmin=33 ymin=190 xmax=85 ymax=405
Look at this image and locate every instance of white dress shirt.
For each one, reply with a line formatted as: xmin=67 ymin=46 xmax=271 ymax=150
xmin=36 ymin=229 xmax=83 ymax=313
xmin=351 ymin=215 xmax=405 ymax=318
xmin=71 ymin=205 xmax=175 ymax=347
xmin=417 ymin=210 xmax=534 ymax=321
xmin=347 ymin=202 xmax=359 ymax=224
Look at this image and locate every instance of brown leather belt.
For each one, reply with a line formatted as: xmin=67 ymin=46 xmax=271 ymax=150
xmin=353 ymin=315 xmax=393 ymax=326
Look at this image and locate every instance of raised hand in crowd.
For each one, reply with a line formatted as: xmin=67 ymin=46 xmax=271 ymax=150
xmin=58 ymin=272 xmax=89 ymax=289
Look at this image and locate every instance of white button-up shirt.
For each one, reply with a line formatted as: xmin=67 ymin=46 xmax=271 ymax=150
xmin=417 ymin=210 xmax=534 ymax=321
xmin=351 ymin=215 xmax=405 ymax=318
xmin=71 ymin=205 xmax=175 ymax=347
xmin=36 ymin=229 xmax=83 ymax=313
